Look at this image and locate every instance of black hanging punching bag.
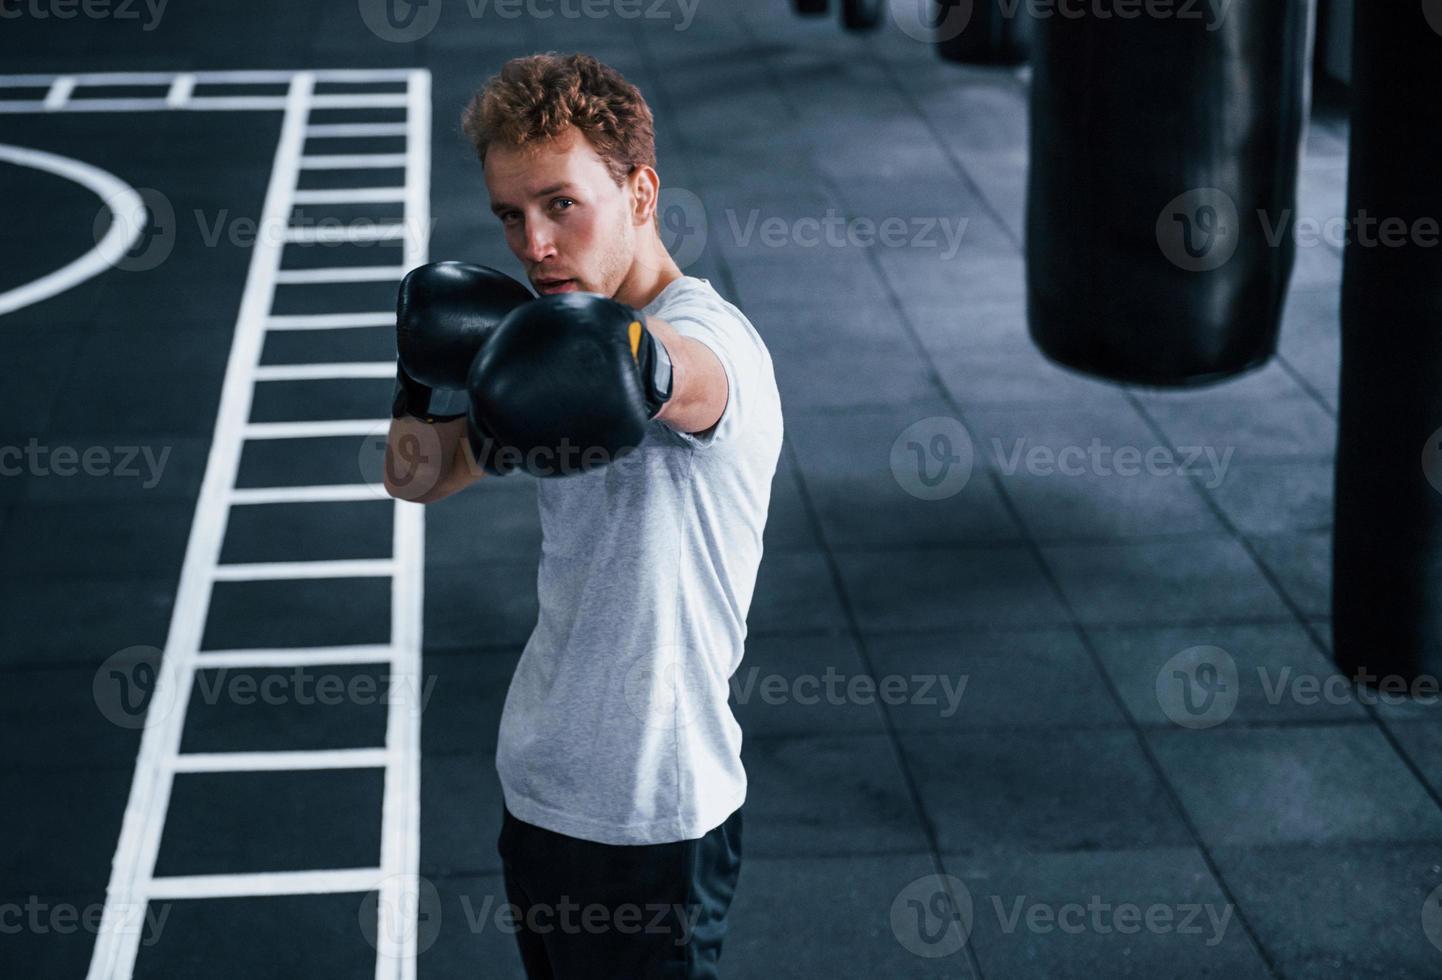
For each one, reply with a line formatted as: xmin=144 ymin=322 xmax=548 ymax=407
xmin=1332 ymin=2 xmax=1442 ymax=681
xmin=1026 ymin=2 xmax=1314 ymax=385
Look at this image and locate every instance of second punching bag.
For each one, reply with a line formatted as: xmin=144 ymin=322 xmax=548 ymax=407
xmin=1026 ymin=2 xmax=1314 ymax=385
xmin=1332 ymin=2 xmax=1442 ymax=681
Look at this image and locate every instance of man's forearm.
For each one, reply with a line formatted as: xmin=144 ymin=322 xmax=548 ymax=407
xmin=383 ymin=417 xmax=483 ymax=503
xmin=648 ymin=317 xmax=728 ymax=435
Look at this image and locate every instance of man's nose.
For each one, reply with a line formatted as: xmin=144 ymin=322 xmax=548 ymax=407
xmin=520 ymin=225 xmax=555 ymax=264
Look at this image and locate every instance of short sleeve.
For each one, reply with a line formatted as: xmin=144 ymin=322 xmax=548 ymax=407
xmin=654 ymin=286 xmax=761 ymax=450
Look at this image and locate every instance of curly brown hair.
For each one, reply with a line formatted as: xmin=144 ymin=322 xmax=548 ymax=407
xmin=460 ymin=53 xmax=657 ymax=185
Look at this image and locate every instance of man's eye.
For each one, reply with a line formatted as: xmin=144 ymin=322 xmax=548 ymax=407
xmin=499 ymin=211 xmax=520 ymax=224
xmin=552 ymin=198 xmax=574 ymax=211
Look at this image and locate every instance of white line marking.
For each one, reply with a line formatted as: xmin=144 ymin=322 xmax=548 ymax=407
xmin=166 ymin=74 xmax=195 ymax=107
xmin=306 ymin=123 xmax=408 ymax=138
xmin=292 ymin=186 xmax=406 ymax=204
xmin=229 ymin=484 xmax=387 ymax=504
xmin=0 ymin=91 xmax=407 ymax=114
xmin=148 ymin=868 xmax=386 ymax=901
xmin=274 ymin=265 xmax=406 ymax=284
xmin=0 ymin=68 xmax=414 ymax=86
xmin=300 ymin=153 xmax=407 ymax=170
xmin=310 ymin=93 xmax=408 ymax=109
xmin=372 ymin=68 xmax=432 ymax=980
xmin=0 ymin=97 xmax=293 ymax=113
xmin=86 ymin=72 xmax=317 ymax=980
xmin=172 ymin=749 xmax=391 ymax=773
xmin=265 ymin=312 xmax=393 ymax=330
xmin=283 ymin=68 xmax=412 ymax=82
xmin=195 ymin=645 xmax=394 ymax=668
xmin=402 ymin=78 xmax=431 ymax=277
xmin=83 ymin=65 xmax=429 ymax=980
xmin=253 ymin=362 xmax=395 ymax=381
xmin=14 ymin=71 xmax=175 ymax=86
xmin=243 ymin=419 xmax=387 ymax=439
xmin=212 ymin=559 xmax=395 ymax=581
xmin=0 ymin=101 xmax=49 ymax=113
xmin=44 ymin=77 xmax=75 ymax=109
xmin=184 ymin=95 xmax=291 ymax=111
xmin=0 ymin=144 xmax=145 ymax=318
xmin=284 ymin=224 xmax=406 ymax=245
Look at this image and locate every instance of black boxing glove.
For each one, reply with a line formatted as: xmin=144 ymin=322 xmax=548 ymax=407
xmin=391 ymin=261 xmax=533 ymax=422
xmin=465 ymin=293 xmax=673 ymax=477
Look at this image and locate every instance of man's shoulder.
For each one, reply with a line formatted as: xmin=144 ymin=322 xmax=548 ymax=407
xmin=648 ymin=277 xmax=761 ymax=347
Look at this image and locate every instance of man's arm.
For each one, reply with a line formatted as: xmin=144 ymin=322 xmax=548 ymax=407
xmin=646 ymin=316 xmax=729 ymax=436
xmin=382 ymin=416 xmax=486 ymax=504
xmin=382 ymin=261 xmax=534 ymax=502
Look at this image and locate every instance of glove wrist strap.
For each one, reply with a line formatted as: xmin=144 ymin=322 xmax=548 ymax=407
xmin=392 ymin=365 xmax=466 ymax=423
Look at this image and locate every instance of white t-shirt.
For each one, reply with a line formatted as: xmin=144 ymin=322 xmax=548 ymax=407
xmin=495 ymin=276 xmax=784 ymax=845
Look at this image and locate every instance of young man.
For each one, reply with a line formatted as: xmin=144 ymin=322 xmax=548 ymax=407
xmin=383 ymin=53 xmax=784 ymax=977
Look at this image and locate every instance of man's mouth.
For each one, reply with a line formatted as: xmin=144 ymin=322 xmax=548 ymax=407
xmin=534 ymin=277 xmax=577 ymax=295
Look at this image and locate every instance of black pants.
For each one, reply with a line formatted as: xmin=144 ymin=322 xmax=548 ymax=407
xmin=496 ymin=807 xmax=743 ymax=979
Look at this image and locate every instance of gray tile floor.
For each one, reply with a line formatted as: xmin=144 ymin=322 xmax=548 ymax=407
xmin=615 ymin=10 xmax=1438 ymax=980
xmin=5 ymin=3 xmax=1442 ymax=978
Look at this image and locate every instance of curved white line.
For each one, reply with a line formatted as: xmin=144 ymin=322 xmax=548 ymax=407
xmin=0 ymin=142 xmax=145 ymax=316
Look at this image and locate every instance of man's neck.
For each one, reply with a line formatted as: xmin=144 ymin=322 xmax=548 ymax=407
xmin=614 ymin=234 xmax=682 ymax=309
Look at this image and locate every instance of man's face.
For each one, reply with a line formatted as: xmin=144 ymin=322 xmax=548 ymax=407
xmin=484 ymin=128 xmax=636 ymax=298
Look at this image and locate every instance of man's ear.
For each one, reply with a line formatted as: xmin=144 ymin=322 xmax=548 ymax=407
xmin=629 ymin=165 xmax=660 ymax=226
